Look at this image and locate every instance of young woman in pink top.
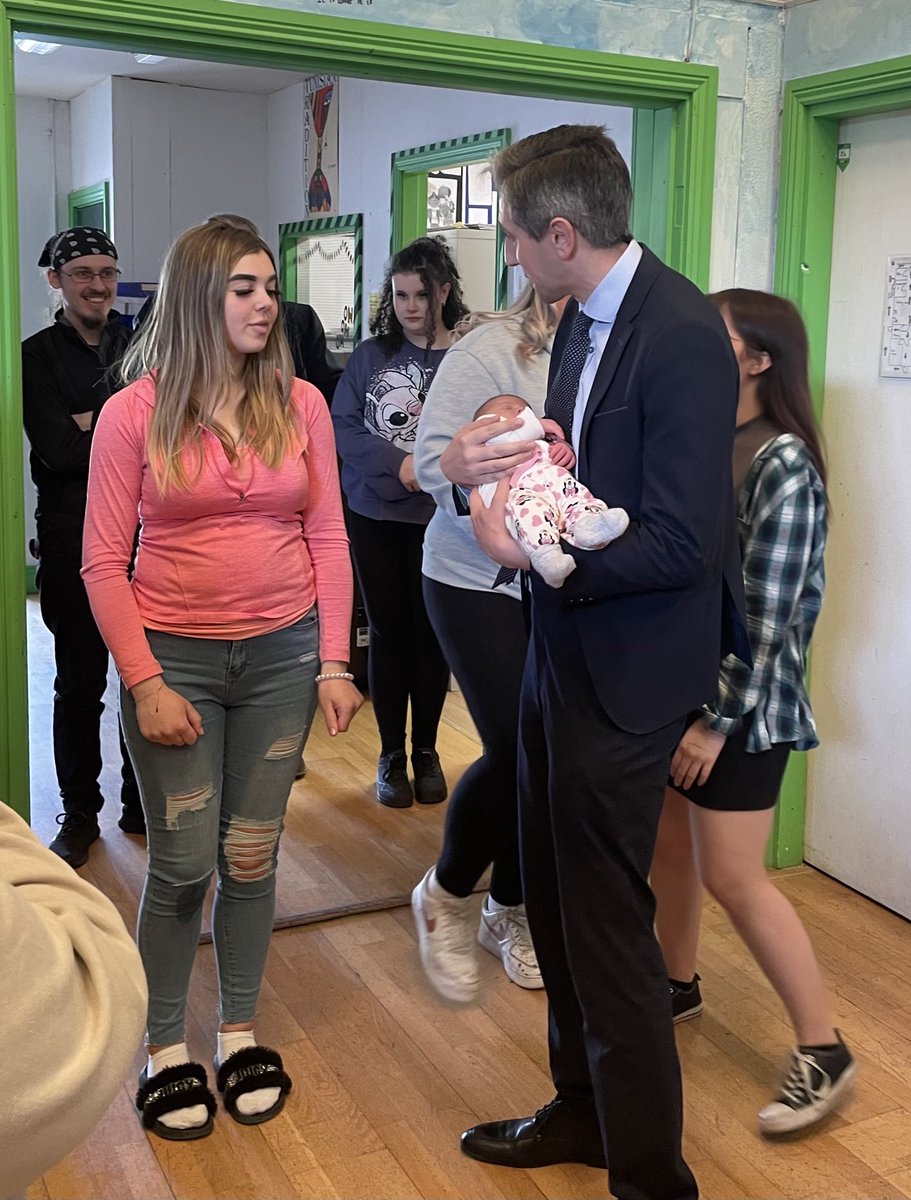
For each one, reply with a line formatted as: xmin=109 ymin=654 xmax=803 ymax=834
xmin=82 ymin=219 xmax=362 ymax=1142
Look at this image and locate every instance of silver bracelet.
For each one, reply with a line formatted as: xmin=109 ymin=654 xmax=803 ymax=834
xmin=315 ymin=671 xmax=355 ymax=683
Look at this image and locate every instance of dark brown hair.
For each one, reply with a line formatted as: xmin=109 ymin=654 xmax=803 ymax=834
xmin=710 ymin=288 xmax=827 ymax=486
xmin=492 ymin=125 xmax=631 ymax=249
xmin=371 ymin=236 xmax=469 ymax=353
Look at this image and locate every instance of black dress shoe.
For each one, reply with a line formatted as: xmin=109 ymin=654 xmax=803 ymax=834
xmin=411 ymin=748 xmax=448 ymax=805
xmin=461 ymin=1097 xmax=606 ymax=1169
xmin=376 ymin=749 xmax=413 ymax=808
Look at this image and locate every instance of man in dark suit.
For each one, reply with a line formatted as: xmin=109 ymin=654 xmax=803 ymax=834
xmin=441 ymin=126 xmax=747 ymax=1200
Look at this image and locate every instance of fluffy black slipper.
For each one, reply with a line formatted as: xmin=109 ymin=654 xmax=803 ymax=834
xmin=135 ymin=1062 xmax=216 ymax=1141
xmin=215 ymin=1045 xmax=292 ymax=1126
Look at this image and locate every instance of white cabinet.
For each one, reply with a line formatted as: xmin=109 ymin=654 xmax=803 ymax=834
xmin=431 ymin=226 xmax=497 ymax=314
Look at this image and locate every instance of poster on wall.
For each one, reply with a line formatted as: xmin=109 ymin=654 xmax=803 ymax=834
xmin=881 ymin=255 xmax=911 ymax=378
xmin=304 ymin=74 xmax=339 ymax=216
xmin=427 ymin=171 xmax=462 ymax=229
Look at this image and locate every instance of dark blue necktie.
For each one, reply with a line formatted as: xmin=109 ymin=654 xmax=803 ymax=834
xmin=545 ymin=309 xmax=594 ymax=435
xmin=491 ymin=309 xmax=593 ymax=589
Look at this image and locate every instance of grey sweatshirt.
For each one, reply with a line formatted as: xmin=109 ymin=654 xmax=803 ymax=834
xmin=414 ymin=317 xmax=550 ymax=595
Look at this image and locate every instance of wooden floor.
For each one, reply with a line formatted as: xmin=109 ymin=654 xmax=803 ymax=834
xmin=22 ymin=601 xmax=911 ymax=1199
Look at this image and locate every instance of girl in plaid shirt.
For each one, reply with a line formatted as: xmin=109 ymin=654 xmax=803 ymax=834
xmin=651 ymin=290 xmax=856 ymax=1137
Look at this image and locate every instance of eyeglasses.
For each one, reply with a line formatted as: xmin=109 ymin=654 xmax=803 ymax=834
xmin=58 ymin=267 xmax=122 ymax=283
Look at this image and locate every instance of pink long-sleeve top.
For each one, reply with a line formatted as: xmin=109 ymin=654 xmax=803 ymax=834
xmin=82 ymin=374 xmax=353 ymax=690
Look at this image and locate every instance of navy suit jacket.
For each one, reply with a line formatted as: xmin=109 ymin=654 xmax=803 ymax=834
xmin=530 ymin=246 xmax=750 ymax=734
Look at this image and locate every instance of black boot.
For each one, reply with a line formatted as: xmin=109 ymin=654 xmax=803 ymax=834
xmin=48 ymin=810 xmax=101 ymax=868
xmin=376 ymin=750 xmax=413 ymax=808
xmin=411 ymin=748 xmax=448 ymax=805
xmin=118 ymin=805 xmax=147 ymax=836
xmin=119 ymin=782 xmax=146 ymax=836
xmin=119 ymin=736 xmax=146 ymax=835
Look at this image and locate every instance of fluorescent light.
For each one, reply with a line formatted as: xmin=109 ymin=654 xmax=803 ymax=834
xmin=13 ymin=35 xmax=61 ymax=54
xmin=132 ymin=53 xmax=167 ymax=64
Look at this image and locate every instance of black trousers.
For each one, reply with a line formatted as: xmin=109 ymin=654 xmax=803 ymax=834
xmin=519 ymin=623 xmax=698 ymax=1200
xmin=423 ymin=577 xmax=528 ymax=906
xmin=345 ymin=510 xmax=449 ymax=754
xmin=36 ymin=551 xmax=140 ymax=816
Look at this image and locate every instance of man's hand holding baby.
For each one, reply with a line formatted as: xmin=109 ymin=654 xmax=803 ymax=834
xmin=440 ymin=413 xmax=536 ymax=487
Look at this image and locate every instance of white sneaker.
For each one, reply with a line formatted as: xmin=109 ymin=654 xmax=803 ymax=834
xmin=411 ymin=867 xmax=480 ymax=1003
xmin=758 ymin=1039 xmax=857 ymax=1136
xmin=478 ymin=899 xmax=544 ymax=989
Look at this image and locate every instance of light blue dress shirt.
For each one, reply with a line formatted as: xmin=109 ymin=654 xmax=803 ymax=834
xmin=570 ymin=239 xmax=643 ymax=452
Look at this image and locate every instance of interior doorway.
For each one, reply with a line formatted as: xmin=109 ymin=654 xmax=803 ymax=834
xmin=772 ymin=51 xmax=911 ymax=872
xmin=9 ymin=35 xmax=642 ymax=925
xmin=804 ymin=105 xmax=911 ymax=920
xmin=0 ymin=0 xmax=720 ymax=825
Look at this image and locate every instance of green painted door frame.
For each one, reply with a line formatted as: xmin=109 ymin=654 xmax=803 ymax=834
xmin=772 ymin=52 xmax=911 ymax=866
xmin=279 ymin=212 xmax=364 ymax=344
xmin=391 ymin=129 xmax=512 ymax=310
xmin=67 ymin=179 xmax=111 ymax=232
xmin=0 ymin=0 xmax=719 ymax=821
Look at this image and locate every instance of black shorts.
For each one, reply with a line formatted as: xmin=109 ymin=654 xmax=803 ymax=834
xmin=668 ymin=713 xmax=794 ymax=812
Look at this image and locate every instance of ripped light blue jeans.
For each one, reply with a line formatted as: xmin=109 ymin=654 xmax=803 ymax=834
xmin=120 ymin=609 xmax=319 ymax=1046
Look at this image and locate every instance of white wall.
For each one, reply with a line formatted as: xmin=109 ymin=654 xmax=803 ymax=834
xmin=110 ymin=77 xmax=271 ymax=282
xmin=805 ymin=107 xmax=911 ymax=919
xmin=267 ymin=77 xmax=633 ymax=319
xmin=69 ymin=77 xmax=112 ymax=197
xmin=17 ymin=97 xmax=67 ymax=340
xmin=267 ymin=80 xmax=306 ymax=256
xmin=17 ymin=96 xmax=71 ymax=554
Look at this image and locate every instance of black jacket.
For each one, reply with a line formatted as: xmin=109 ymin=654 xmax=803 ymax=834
xmin=22 ymin=312 xmax=131 ymax=558
xmin=532 ymin=247 xmax=750 ymax=733
xmin=282 ymin=301 xmax=343 ymax=405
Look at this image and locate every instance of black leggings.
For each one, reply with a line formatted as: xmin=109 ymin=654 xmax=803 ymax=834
xmin=423 ymin=576 xmax=529 ymax=906
xmin=346 ymin=510 xmax=449 ymax=754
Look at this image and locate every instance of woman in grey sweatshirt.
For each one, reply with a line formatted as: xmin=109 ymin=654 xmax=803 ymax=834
xmin=412 ymin=288 xmax=559 ymax=1002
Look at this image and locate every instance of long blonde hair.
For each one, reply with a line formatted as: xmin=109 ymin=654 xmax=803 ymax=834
xmin=454 ymin=285 xmax=557 ymax=359
xmin=121 ymin=220 xmax=296 ymax=494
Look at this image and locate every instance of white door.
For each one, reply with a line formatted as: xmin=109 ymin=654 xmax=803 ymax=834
xmin=805 ymin=107 xmax=911 ymax=920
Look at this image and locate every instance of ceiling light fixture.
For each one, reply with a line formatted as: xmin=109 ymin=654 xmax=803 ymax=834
xmin=13 ymin=35 xmax=62 ymax=54
xmin=132 ymin=53 xmax=167 ymax=64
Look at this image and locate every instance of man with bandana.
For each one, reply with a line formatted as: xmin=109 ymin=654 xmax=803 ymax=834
xmin=22 ymin=227 xmax=145 ymax=868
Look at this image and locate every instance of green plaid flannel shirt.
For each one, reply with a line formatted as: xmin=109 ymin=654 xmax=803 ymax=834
xmin=703 ymin=433 xmax=827 ymax=752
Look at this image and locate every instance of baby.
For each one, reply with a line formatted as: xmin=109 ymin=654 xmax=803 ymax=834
xmin=475 ymin=394 xmax=629 ymax=587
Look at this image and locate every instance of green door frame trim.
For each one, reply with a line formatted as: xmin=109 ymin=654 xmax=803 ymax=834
xmin=279 ymin=212 xmax=364 ymax=346
xmin=67 ymin=179 xmax=111 ymax=233
xmin=771 ymin=51 xmax=911 ymax=867
xmin=0 ymin=0 xmax=719 ymax=821
xmin=391 ymin=130 xmax=511 ymax=311
xmin=631 ymin=107 xmax=674 ymax=264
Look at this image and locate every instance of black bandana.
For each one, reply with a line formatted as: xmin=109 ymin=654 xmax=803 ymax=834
xmin=38 ymin=227 xmax=118 ymax=270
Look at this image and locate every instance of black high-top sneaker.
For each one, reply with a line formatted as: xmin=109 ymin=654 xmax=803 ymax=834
xmin=376 ymin=749 xmax=413 ymax=808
